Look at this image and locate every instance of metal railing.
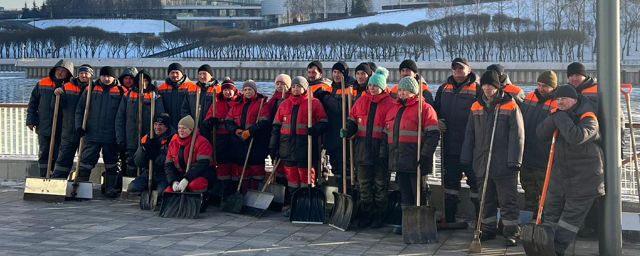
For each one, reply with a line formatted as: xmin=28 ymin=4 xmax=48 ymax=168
xmin=0 ymin=103 xmax=38 ymax=156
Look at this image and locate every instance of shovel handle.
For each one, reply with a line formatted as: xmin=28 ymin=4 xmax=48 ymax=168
xmin=147 ymin=91 xmax=156 ymax=195
xmin=212 ymin=86 xmax=217 ymax=165
xmin=72 ymin=79 xmax=92 ymax=196
xmin=536 ymin=130 xmax=558 ymax=225
xmin=237 ymin=97 xmax=265 ymax=192
xmin=621 ymin=84 xmax=632 ymax=101
xmin=46 ymin=95 xmax=60 ymax=179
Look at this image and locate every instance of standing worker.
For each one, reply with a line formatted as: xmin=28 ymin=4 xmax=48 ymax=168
xmin=388 ymin=59 xmax=433 ymax=105
xmin=433 ymin=57 xmax=481 ymax=223
xmin=75 ymin=66 xmax=124 ymax=198
xmin=182 ymin=64 xmax=219 ymax=143
xmin=267 ymin=74 xmax=292 ymax=182
xmin=486 ymin=64 xmax=525 ymax=106
xmin=520 ymin=70 xmax=558 ymax=217
xmin=382 ymin=76 xmax=440 ymax=234
xmin=536 ymin=85 xmax=604 ymax=255
xmin=342 ymin=67 xmax=394 ymax=228
xmin=158 ymin=63 xmax=195 ymax=129
xmin=51 ymin=64 xmax=91 ymax=178
xmin=27 ymin=59 xmax=74 ymax=177
xmin=460 ymin=70 xmax=524 ymax=246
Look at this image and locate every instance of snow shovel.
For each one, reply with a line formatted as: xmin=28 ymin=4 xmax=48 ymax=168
xmin=122 ymin=77 xmax=146 ymax=200
xmin=68 ymin=80 xmax=94 ymax=200
xmin=291 ymin=89 xmax=326 ymax=224
xmin=347 ymin=86 xmax=361 ymax=220
xmin=437 ymin=131 xmax=468 ymax=230
xmin=622 ymin=84 xmax=640 ymax=201
xmin=402 ymin=89 xmax=437 ymax=244
xmin=242 ymin=159 xmax=281 ymax=218
xmin=23 ymin=94 xmax=68 ymax=203
xmin=469 ymin=103 xmax=501 ymax=253
xmin=522 ymin=130 xmax=558 ymax=256
xmin=160 ymin=87 xmax=204 ymax=219
xmin=140 ymin=91 xmax=158 ymax=211
xmin=221 ymin=97 xmax=265 ymax=214
xmin=328 ymin=77 xmax=354 ymax=231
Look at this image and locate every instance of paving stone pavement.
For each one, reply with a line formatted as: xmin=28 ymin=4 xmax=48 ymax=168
xmin=1 ymin=184 xmax=639 ymax=256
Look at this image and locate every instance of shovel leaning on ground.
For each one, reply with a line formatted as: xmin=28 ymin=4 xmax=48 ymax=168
xmin=140 ymin=90 xmax=158 ymax=211
xmin=159 ymin=87 xmax=204 ymax=219
xmin=621 ymin=84 xmax=640 ymax=202
xmin=290 ymin=89 xmax=326 ymax=224
xmin=121 ymin=76 xmax=146 ymax=200
xmin=242 ymin=159 xmax=281 ymax=218
xmin=67 ymin=80 xmax=94 ymax=200
xmin=402 ymin=90 xmax=437 ymax=244
xmin=522 ymin=130 xmax=558 ymax=256
xmin=23 ymin=94 xmax=68 ymax=203
xmin=328 ymin=77 xmax=354 ymax=231
xmin=469 ymin=104 xmax=501 ymax=253
xmin=221 ymin=97 xmax=265 ymax=214
xmin=437 ymin=131 xmax=468 ymax=230
xmin=347 ymin=86 xmax=360 ymax=220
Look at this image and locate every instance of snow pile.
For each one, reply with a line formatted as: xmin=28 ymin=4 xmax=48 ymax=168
xmin=33 ymin=19 xmax=179 ymax=35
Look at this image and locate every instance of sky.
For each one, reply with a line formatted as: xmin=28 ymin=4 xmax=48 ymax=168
xmin=0 ymin=0 xmax=44 ymax=10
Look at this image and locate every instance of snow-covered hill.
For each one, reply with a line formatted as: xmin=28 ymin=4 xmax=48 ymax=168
xmin=33 ymin=19 xmax=179 ymax=35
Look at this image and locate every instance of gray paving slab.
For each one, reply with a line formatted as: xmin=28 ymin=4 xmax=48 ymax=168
xmin=1 ymin=185 xmax=639 ymax=256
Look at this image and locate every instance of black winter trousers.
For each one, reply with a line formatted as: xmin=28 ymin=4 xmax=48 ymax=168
xmin=127 ymin=170 xmax=168 ymax=197
xmin=357 ymin=164 xmax=390 ymax=214
xmin=544 ymin=187 xmax=597 ymax=256
xmin=37 ymin=134 xmax=61 ymax=177
xmin=78 ymin=141 xmax=120 ymax=176
xmin=52 ymin=139 xmax=79 ymax=178
xmin=477 ymin=175 xmax=520 ymax=237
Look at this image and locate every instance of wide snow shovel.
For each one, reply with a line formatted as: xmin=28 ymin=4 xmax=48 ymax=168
xmin=140 ymin=91 xmax=158 ymax=211
xmin=469 ymin=104 xmax=501 ymax=253
xmin=221 ymin=97 xmax=265 ymax=214
xmin=437 ymin=131 xmax=468 ymax=230
xmin=522 ymin=130 xmax=558 ymax=256
xmin=242 ymin=159 xmax=281 ymax=218
xmin=402 ymin=92 xmax=437 ymax=244
xmin=67 ymin=80 xmax=94 ymax=200
xmin=24 ymin=95 xmax=67 ymax=203
xmin=328 ymin=78 xmax=354 ymax=231
xmin=160 ymin=87 xmax=203 ymax=219
xmin=291 ymin=90 xmax=326 ymax=224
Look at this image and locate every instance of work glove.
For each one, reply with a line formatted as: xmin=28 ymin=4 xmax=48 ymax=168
xmin=172 ymin=181 xmax=180 ymax=192
xmin=313 ymin=90 xmax=330 ymax=100
xmin=76 ymin=127 xmax=85 ymax=137
xmin=438 ymin=119 xmax=447 ymax=132
xmin=269 ymin=148 xmax=279 ymax=160
xmin=203 ymin=117 xmax=219 ymax=131
xmin=306 ymin=126 xmax=317 ymax=136
xmin=117 ymin=141 xmax=127 ymax=151
xmin=339 ymin=128 xmax=348 ymax=138
xmin=177 ymin=178 xmax=189 ymax=192
xmin=143 ymin=137 xmax=160 ymax=160
xmin=241 ymin=130 xmax=251 ymax=140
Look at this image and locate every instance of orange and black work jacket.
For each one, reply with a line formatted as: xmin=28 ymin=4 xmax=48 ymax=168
xmin=317 ymin=77 xmax=358 ymax=150
xmin=521 ymin=90 xmax=556 ymax=170
xmin=205 ymin=91 xmax=241 ymax=164
xmin=26 ymin=63 xmax=72 ymax=136
xmin=536 ymin=95 xmax=604 ymax=199
xmin=225 ymin=94 xmax=271 ymax=165
xmin=382 ymin=95 xmax=440 ymax=174
xmin=346 ymin=90 xmax=394 ymax=166
xmin=59 ymin=78 xmax=88 ymax=142
xmin=181 ymin=80 xmax=220 ymax=141
xmin=499 ymin=77 xmax=525 ymax=106
xmin=115 ymin=83 xmax=165 ymax=150
xmin=75 ymin=80 xmax=124 ymax=143
xmin=157 ymin=76 xmax=195 ymax=129
xmin=460 ymin=91 xmax=524 ymax=178
xmin=134 ymin=129 xmax=174 ymax=175
xmin=571 ymin=77 xmax=598 ymax=104
xmin=389 ymin=74 xmax=434 ymax=105
xmin=165 ymin=132 xmax=213 ymax=184
xmin=433 ymin=73 xmax=480 ymax=155
xmin=270 ymin=92 xmax=328 ymax=162
xmin=309 ymin=78 xmax=333 ymax=94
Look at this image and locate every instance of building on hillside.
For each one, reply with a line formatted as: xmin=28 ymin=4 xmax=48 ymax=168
xmin=163 ymin=2 xmax=262 ymax=29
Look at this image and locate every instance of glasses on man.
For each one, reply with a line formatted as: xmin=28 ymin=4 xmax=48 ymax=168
xmin=452 ymin=65 xmax=465 ymax=70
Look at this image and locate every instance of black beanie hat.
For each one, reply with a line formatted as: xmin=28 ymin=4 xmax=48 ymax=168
xmin=153 ymin=113 xmax=172 ymax=128
xmin=554 ymin=85 xmax=579 ymax=99
xmin=168 ymin=63 xmax=184 ymax=75
xmin=367 ymin=62 xmax=377 ymax=72
xmin=100 ymin=66 xmax=116 ymax=77
xmin=567 ymin=62 xmax=587 ymax=77
xmin=399 ymin=59 xmax=418 ymax=73
xmin=480 ymin=70 xmax=501 ymax=89
xmin=307 ymin=61 xmax=323 ymax=73
xmin=486 ymin=64 xmax=507 ymax=82
xmin=332 ymin=61 xmax=349 ymax=76
xmin=197 ymin=64 xmax=214 ymax=76
xmin=355 ymin=62 xmax=372 ymax=76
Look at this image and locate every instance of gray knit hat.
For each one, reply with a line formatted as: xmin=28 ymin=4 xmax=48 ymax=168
xmin=398 ymin=76 xmax=419 ymax=94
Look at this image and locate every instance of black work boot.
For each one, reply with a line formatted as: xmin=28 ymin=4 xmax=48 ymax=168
xmin=357 ymin=214 xmax=372 ymax=228
xmin=77 ymin=171 xmax=91 ymax=182
xmin=444 ymin=196 xmax=459 ymax=223
xmin=104 ymin=173 xmax=119 ymax=198
xmin=370 ymin=214 xmax=384 ymax=229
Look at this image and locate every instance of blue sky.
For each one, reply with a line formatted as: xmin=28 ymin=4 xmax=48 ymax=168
xmin=0 ymin=0 xmax=44 ymax=10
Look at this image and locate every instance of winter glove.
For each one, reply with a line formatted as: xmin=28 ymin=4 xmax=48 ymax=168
xmin=172 ymin=181 xmax=180 ymax=192
xmin=339 ymin=128 xmax=348 ymax=138
xmin=314 ymin=90 xmax=330 ymax=100
xmin=203 ymin=117 xmax=219 ymax=131
xmin=241 ymin=130 xmax=251 ymax=140
xmin=117 ymin=141 xmax=127 ymax=151
xmin=420 ymin=154 xmax=433 ymax=173
xmin=143 ymin=137 xmax=160 ymax=160
xmin=269 ymin=148 xmax=279 ymax=160
xmin=177 ymin=178 xmax=189 ymax=192
xmin=306 ymin=126 xmax=317 ymax=136
xmin=438 ymin=119 xmax=447 ymax=132
xmin=76 ymin=127 xmax=85 ymax=137
xmin=234 ymin=129 xmax=243 ymax=136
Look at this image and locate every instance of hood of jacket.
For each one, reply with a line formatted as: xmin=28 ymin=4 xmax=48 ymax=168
xmin=118 ymin=66 xmax=139 ymax=85
xmin=49 ymin=59 xmax=74 ymax=83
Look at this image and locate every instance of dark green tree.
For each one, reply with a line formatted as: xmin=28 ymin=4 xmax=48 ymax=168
xmin=351 ymin=0 xmax=368 ymax=15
